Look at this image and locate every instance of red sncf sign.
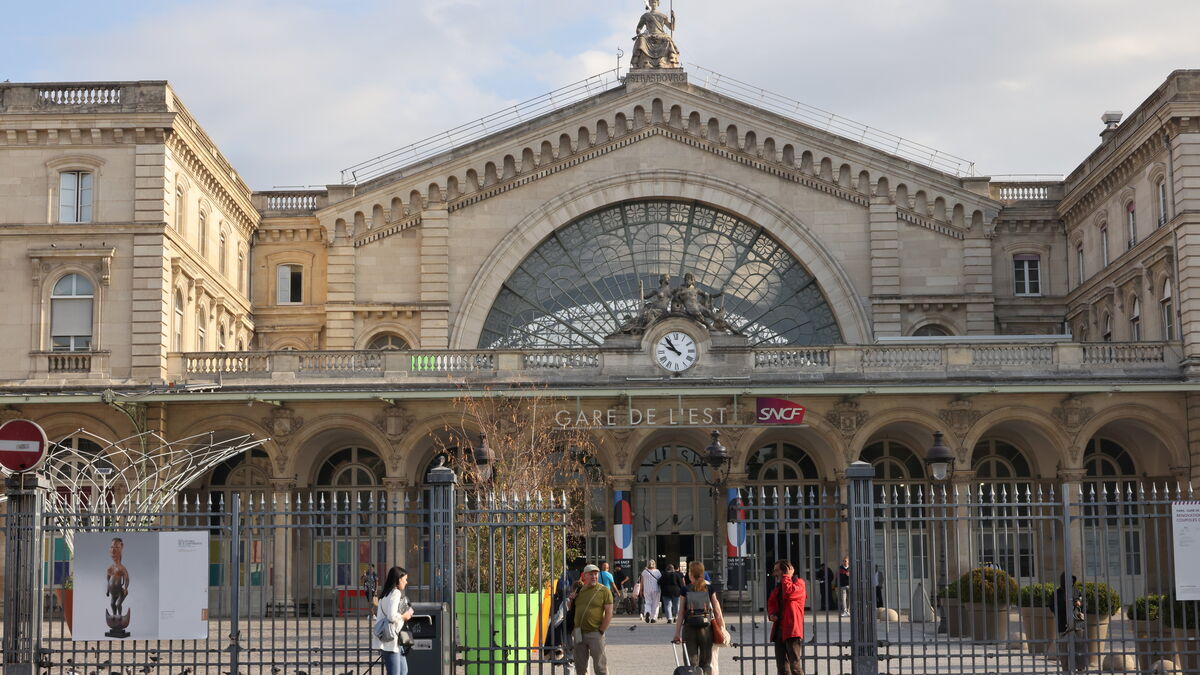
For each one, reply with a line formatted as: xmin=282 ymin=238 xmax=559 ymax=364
xmin=0 ymin=419 xmax=49 ymax=473
xmin=755 ymin=398 xmax=806 ymax=425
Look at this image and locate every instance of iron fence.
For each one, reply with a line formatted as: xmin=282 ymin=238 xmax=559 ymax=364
xmin=730 ymin=467 xmax=1200 ymax=674
xmin=3 ymin=469 xmax=571 ymax=675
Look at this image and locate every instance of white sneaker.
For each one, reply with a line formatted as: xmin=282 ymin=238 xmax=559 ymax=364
xmin=841 ymin=611 xmax=850 ymax=617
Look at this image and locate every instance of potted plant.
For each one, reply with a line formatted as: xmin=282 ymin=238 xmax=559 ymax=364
xmin=55 ymin=575 xmax=74 ymax=633
xmin=1074 ymin=581 xmax=1121 ymax=669
xmin=1017 ymin=583 xmax=1056 ymax=654
xmin=1162 ymin=594 xmax=1200 ymax=673
xmin=956 ymin=567 xmax=1018 ymax=642
xmin=1127 ymin=594 xmax=1168 ymax=671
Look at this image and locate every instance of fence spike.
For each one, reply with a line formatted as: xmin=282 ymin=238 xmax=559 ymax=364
xmin=1189 ymin=481 xmax=1195 ymax=499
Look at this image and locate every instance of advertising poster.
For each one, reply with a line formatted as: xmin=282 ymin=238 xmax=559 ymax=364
xmin=1173 ymin=502 xmax=1200 ymax=600
xmin=73 ymin=532 xmax=209 ymax=641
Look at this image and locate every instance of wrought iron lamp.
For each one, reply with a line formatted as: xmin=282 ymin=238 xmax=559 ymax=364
xmin=703 ymin=429 xmax=732 ymax=592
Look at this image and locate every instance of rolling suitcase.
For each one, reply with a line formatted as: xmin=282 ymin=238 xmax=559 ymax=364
xmin=672 ymin=642 xmax=703 ymax=675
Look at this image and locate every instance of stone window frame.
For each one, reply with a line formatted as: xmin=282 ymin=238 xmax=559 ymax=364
xmin=173 ymin=287 xmax=187 ymax=353
xmin=1148 ymin=164 xmax=1169 ymax=228
xmin=1003 ymin=242 xmax=1049 ymax=298
xmin=28 ymin=248 xmax=113 ymax=353
xmin=48 ymin=272 xmax=96 ymax=352
xmin=1160 ymin=277 xmax=1174 ymax=341
xmin=1128 ymin=296 xmax=1141 ymax=342
xmin=46 ymin=155 xmax=105 ymax=224
xmin=218 ymin=227 xmax=228 ymax=275
xmin=174 ymin=174 xmax=191 ymax=234
xmin=197 ymin=200 xmax=211 ymax=259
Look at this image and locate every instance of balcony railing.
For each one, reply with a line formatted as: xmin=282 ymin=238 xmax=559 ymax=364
xmin=166 ymin=342 xmax=1184 ymax=385
xmin=30 ymin=351 xmax=110 ymax=378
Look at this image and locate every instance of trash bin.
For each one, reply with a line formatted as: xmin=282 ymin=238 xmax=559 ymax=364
xmin=406 ymin=602 xmax=452 ymax=674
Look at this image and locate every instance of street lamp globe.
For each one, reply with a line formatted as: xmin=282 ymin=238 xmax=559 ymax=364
xmin=925 ymin=430 xmax=954 ymax=481
xmin=704 ymin=429 xmax=729 ymax=470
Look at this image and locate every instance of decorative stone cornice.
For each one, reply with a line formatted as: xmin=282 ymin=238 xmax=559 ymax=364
xmin=28 ymin=246 xmax=115 ymax=286
xmin=938 ymin=398 xmax=981 ymax=437
xmin=1051 ymin=396 xmax=1093 ymax=435
xmin=375 ymin=404 xmax=415 ymax=442
xmin=825 ymin=399 xmax=868 ymax=440
xmin=262 ymin=405 xmax=304 ymax=440
xmin=165 ymin=132 xmax=257 ymax=236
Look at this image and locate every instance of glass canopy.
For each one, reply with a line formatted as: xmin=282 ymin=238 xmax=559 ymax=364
xmin=479 ymin=200 xmax=842 ymax=348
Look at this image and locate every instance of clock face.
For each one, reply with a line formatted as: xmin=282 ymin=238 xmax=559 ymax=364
xmin=654 ymin=331 xmax=698 ymax=372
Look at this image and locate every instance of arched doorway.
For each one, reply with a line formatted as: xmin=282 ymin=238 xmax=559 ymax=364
xmin=311 ymin=447 xmax=387 ymax=602
xmin=862 ymin=440 xmax=928 ymax=610
xmin=1082 ymin=438 xmax=1145 ymax=599
xmin=203 ymin=448 xmax=272 ymax=614
xmin=745 ymin=442 xmax=824 ymax=595
xmin=634 ymin=444 xmax=716 ymax=572
xmin=971 ymin=439 xmax=1037 ymax=583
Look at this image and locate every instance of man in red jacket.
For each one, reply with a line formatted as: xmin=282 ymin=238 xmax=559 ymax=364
xmin=767 ymin=560 xmax=807 ymax=675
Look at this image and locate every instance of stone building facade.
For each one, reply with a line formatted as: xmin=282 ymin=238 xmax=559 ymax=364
xmin=2 ymin=28 xmax=1199 ymax=610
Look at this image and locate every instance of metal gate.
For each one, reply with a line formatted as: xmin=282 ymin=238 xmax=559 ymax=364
xmin=2 ymin=465 xmax=571 ymax=675
xmin=732 ymin=462 xmax=1200 ymax=675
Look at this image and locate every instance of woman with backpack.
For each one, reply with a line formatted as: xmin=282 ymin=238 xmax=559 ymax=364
xmin=671 ymin=561 xmax=725 ymax=675
xmin=659 ymin=563 xmax=683 ymax=623
xmin=372 ymin=566 xmax=415 ymax=675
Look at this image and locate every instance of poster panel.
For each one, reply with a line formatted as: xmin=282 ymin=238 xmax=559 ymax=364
xmin=1172 ymin=502 xmax=1200 ymax=600
xmin=73 ymin=532 xmax=209 ymax=640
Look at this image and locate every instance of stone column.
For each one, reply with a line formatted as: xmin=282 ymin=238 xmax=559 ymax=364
xmin=1169 ymin=118 xmax=1200 ymax=373
xmin=381 ymin=477 xmax=408 ymax=574
xmin=1057 ymin=468 xmax=1088 ymax=581
xmin=962 ymin=229 xmax=995 ymax=335
xmin=323 ymin=231 xmax=357 ymax=349
xmin=268 ymin=477 xmax=295 ymax=615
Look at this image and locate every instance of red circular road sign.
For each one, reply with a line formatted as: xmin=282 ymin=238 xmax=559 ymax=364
xmin=0 ymin=419 xmax=49 ymax=473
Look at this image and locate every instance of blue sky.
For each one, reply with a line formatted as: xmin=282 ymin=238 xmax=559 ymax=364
xmin=4 ymin=1 xmax=1198 ymax=188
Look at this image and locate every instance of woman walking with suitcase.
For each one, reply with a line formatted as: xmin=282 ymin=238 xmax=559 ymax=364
xmin=671 ymin=561 xmax=724 ymax=675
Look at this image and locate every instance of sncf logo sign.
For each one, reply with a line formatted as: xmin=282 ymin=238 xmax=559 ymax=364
xmin=756 ymin=398 xmax=807 ymax=425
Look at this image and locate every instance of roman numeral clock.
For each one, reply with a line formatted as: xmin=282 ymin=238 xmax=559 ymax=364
xmin=654 ymin=330 xmax=698 ymax=372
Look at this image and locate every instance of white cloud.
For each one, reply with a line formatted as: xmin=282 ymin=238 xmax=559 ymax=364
xmin=13 ymin=0 xmax=1200 ymax=185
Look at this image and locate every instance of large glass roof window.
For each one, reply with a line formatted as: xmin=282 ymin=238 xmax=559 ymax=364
xmin=479 ymin=200 xmax=842 ymax=348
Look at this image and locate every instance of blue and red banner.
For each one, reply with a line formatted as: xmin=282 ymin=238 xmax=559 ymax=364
xmin=612 ymin=490 xmax=633 ymax=561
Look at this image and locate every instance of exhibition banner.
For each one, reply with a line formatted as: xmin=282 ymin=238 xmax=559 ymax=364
xmin=72 ymin=531 xmax=210 ymax=640
xmin=1172 ymin=502 xmax=1200 ymax=600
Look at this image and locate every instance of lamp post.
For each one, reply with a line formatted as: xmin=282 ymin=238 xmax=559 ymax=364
xmin=703 ymin=430 xmax=732 ymax=593
xmin=924 ymin=430 xmax=954 ymax=634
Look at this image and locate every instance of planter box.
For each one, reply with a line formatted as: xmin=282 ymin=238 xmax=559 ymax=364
xmin=1080 ymin=615 xmax=1111 ymax=670
xmin=942 ymin=599 xmax=968 ymax=638
xmin=967 ymin=603 xmax=1011 ymax=642
xmin=1019 ymin=606 xmax=1054 ymax=654
xmin=456 ymin=588 xmax=550 ymax=675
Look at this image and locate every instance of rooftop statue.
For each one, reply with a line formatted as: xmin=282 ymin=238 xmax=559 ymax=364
xmin=631 ymin=0 xmax=680 ymax=69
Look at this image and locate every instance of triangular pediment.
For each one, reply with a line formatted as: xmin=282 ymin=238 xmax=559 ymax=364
xmin=324 ymin=76 xmax=999 ymax=246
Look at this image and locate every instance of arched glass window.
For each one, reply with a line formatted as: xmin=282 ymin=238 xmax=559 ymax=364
xmin=218 ymin=230 xmax=228 ymax=275
xmin=1076 ymin=245 xmax=1085 ymax=285
xmin=237 ymin=251 xmax=246 ymax=294
xmin=634 ymin=445 xmax=717 ymax=570
xmin=197 ymin=308 xmax=207 ymax=351
xmin=1162 ymin=281 xmax=1175 ymax=340
xmin=198 ymin=210 xmax=209 ymax=257
xmin=174 ymin=184 xmax=186 ymax=232
xmin=913 ymin=324 xmax=951 ymax=337
xmin=367 ymin=333 xmax=410 ymax=350
xmin=1126 ymin=201 xmax=1137 ymax=249
xmin=46 ymin=435 xmax=108 ymax=586
xmin=479 ymin=200 xmax=842 ymax=348
xmin=51 ymin=273 xmax=94 ymax=351
xmin=1100 ymin=226 xmax=1110 ymax=266
xmin=1157 ymin=180 xmax=1169 ymax=227
xmin=1102 ymin=314 xmax=1113 ymax=342
xmin=1130 ymin=298 xmax=1141 ymax=341
xmin=862 ymin=440 xmax=929 ymax=595
xmin=173 ymin=291 xmax=185 ymax=352
xmin=218 ymin=324 xmax=227 ymax=351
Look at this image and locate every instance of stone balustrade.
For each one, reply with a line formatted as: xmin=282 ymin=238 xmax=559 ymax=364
xmin=0 ymin=81 xmax=169 ymax=113
xmin=989 ymin=181 xmax=1065 ymax=202
xmin=255 ymin=190 xmax=326 ymax=214
xmin=29 ymin=351 xmax=111 ymax=379
xmin=155 ymin=342 xmax=1187 ymax=386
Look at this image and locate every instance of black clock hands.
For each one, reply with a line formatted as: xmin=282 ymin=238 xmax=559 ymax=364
xmin=664 ymin=336 xmax=681 ymax=355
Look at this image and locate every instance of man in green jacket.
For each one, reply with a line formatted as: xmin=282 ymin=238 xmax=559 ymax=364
xmin=569 ymin=564 xmax=614 ymax=675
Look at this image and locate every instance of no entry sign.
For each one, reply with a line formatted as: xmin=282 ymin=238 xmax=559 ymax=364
xmin=0 ymin=419 xmax=48 ymax=473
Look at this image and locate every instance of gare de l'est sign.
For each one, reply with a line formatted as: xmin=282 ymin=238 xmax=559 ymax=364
xmin=554 ymin=397 xmax=807 ymax=429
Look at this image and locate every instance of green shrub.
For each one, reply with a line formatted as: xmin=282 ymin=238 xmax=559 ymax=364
xmin=1078 ymin=581 xmax=1121 ymax=617
xmin=1018 ymin=582 xmax=1056 ymax=608
xmin=1127 ymin=594 xmax=1165 ymax=621
xmin=1162 ymin=595 xmax=1200 ymax=629
xmin=936 ymin=582 xmax=958 ymax=600
xmin=954 ymin=567 xmax=1018 ymax=605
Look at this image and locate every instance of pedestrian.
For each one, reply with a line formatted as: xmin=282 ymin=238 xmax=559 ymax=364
xmin=598 ymin=560 xmax=619 ymax=598
xmin=672 ymin=561 xmax=724 ymax=675
xmin=873 ymin=565 xmax=884 ymax=609
xmin=817 ymin=563 xmax=835 ymax=610
xmin=767 ymin=559 xmax=806 ymax=675
xmin=361 ymin=563 xmax=379 ymax=608
xmin=837 ymin=556 xmax=850 ymax=617
xmin=1051 ymin=573 xmax=1087 ymax=673
xmin=568 ymin=563 xmax=614 ymax=675
xmin=659 ymin=563 xmax=683 ymax=622
xmin=372 ymin=565 xmax=415 ymax=675
xmin=641 ymin=559 xmax=662 ymax=623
